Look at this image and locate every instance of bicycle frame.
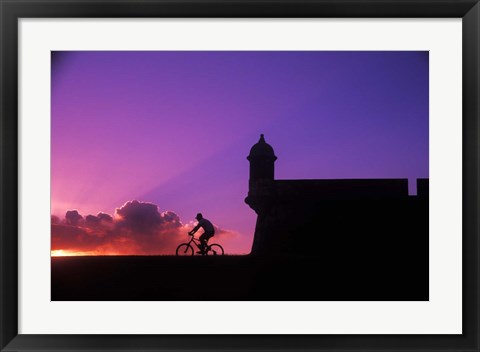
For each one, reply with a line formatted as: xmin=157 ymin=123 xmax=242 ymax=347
xmin=187 ymin=236 xmax=204 ymax=251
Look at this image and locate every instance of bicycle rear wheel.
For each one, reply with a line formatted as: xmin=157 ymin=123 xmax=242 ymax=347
xmin=206 ymin=243 xmax=224 ymax=256
xmin=176 ymin=243 xmax=194 ymax=256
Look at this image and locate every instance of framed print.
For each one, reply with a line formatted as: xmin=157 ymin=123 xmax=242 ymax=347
xmin=1 ymin=0 xmax=479 ymax=351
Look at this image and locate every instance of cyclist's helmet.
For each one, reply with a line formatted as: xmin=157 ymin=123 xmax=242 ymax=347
xmin=196 ymin=213 xmax=203 ymax=220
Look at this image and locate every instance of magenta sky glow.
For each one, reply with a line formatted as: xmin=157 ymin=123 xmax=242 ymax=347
xmin=51 ymin=51 xmax=428 ymax=254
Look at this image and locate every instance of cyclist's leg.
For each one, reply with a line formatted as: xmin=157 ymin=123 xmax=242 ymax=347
xmin=207 ymin=231 xmax=214 ymax=242
xmin=199 ymin=231 xmax=214 ymax=251
xmin=203 ymin=231 xmax=214 ymax=250
xmin=199 ymin=232 xmax=207 ymax=252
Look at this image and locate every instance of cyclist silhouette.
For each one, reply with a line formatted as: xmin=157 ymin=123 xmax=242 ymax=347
xmin=188 ymin=213 xmax=215 ymax=254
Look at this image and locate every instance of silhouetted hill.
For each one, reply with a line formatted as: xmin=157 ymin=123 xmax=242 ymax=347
xmin=52 ymin=255 xmax=427 ymax=301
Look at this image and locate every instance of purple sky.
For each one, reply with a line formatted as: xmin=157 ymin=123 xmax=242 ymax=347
xmin=51 ymin=51 xmax=428 ymax=254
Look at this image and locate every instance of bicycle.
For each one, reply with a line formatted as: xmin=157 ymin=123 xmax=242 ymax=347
xmin=175 ymin=233 xmax=224 ymax=256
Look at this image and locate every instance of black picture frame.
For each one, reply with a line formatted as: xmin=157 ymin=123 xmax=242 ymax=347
xmin=1 ymin=0 xmax=479 ymax=351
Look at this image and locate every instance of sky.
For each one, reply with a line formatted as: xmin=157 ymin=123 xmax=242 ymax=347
xmin=51 ymin=51 xmax=429 ymax=256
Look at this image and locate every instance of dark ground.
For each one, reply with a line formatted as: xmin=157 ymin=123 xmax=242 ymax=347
xmin=51 ymin=254 xmax=428 ymax=301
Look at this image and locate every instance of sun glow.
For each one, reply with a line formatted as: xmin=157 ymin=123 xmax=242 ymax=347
xmin=51 ymin=249 xmax=113 ymax=257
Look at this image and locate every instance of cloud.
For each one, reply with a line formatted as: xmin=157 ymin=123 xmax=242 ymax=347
xmin=160 ymin=211 xmax=182 ymax=228
xmin=51 ymin=215 xmax=61 ymax=224
xmin=85 ymin=214 xmax=100 ymax=226
xmin=115 ymin=200 xmax=163 ymax=234
xmin=84 ymin=213 xmax=114 ymax=230
xmin=52 ymin=200 xmax=239 ymax=255
xmin=97 ymin=212 xmax=113 ymax=223
xmin=65 ymin=210 xmax=83 ymax=226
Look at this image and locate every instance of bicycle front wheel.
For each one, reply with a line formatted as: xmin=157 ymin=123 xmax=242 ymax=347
xmin=176 ymin=243 xmax=194 ymax=256
xmin=206 ymin=244 xmax=224 ymax=256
